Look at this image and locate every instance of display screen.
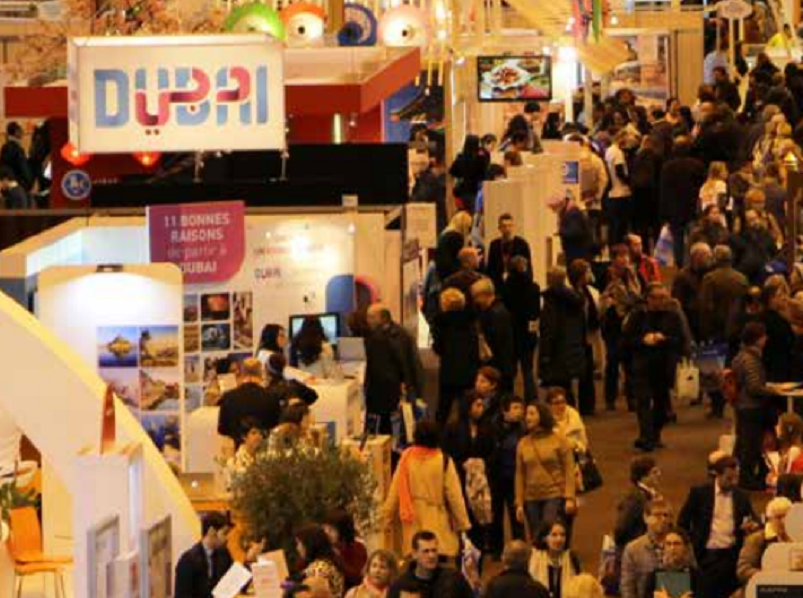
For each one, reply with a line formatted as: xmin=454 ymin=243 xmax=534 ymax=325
xmin=477 ymin=55 xmax=552 ymax=102
xmin=289 ymin=313 xmax=340 ymax=346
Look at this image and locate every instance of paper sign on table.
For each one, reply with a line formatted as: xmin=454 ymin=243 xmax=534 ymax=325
xmin=252 ymin=561 xmax=281 ymax=598
xmin=212 ymin=562 xmax=252 ymax=598
xmin=257 ymin=551 xmax=288 ymax=582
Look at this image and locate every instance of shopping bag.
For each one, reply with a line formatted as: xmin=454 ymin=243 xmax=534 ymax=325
xmin=653 ymin=224 xmax=675 ymax=267
xmin=675 ymin=358 xmax=700 ymax=402
xmin=599 ymin=534 xmax=620 ymax=596
xmin=575 ymin=449 xmax=603 ymax=494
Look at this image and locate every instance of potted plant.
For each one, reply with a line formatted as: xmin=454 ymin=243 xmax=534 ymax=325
xmin=230 ymin=444 xmax=377 ymax=564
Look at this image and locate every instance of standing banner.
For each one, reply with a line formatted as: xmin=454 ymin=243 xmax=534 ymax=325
xmin=148 ymin=201 xmax=246 ymax=284
xmin=68 ymin=34 xmax=286 ymax=153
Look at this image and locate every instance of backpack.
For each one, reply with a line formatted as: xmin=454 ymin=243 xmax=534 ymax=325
xmin=721 ymin=368 xmax=739 ymax=405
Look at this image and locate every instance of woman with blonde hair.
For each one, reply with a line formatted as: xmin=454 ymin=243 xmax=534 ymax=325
xmin=699 ymin=161 xmax=728 ymax=212
xmin=344 ymin=550 xmax=398 ymax=598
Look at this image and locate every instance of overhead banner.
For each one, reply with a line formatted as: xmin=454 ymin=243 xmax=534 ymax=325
xmin=68 ymin=34 xmax=286 ymax=153
xmin=148 ymin=201 xmax=246 ymax=284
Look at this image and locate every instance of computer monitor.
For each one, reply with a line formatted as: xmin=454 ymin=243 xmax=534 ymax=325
xmin=289 ymin=313 xmax=341 ymax=347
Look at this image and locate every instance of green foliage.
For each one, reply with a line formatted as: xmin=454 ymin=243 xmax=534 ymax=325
xmin=230 ymin=445 xmax=378 ymax=560
xmin=0 ymin=482 xmax=38 ymax=524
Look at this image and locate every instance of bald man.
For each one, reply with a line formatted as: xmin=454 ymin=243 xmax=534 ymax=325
xmin=364 ymin=302 xmax=424 ymax=435
xmin=217 ymin=357 xmax=281 ymax=448
xmin=443 ymin=247 xmax=485 ymax=303
xmin=484 ymin=540 xmax=550 ymax=598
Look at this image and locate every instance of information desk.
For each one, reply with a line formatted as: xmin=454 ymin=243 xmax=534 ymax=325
xmin=185 ymin=379 xmax=363 ymax=474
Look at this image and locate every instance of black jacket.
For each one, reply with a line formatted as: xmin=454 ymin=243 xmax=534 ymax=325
xmin=477 ymin=300 xmax=516 ymax=390
xmin=559 ymin=206 xmax=595 ymax=265
xmin=431 ymin=309 xmax=480 ymax=389
xmin=442 ymin=418 xmax=496 ymax=486
xmin=486 ymin=236 xmax=532 ymax=290
xmin=266 ymin=377 xmax=318 ymax=409
xmin=0 ymin=140 xmax=31 ymax=190
xmin=217 ymin=382 xmax=281 ymax=447
xmin=388 ymin=563 xmax=474 ymax=598
xmin=731 ymin=228 xmax=777 ymax=284
xmin=622 ymin=306 xmax=684 ymax=385
xmin=174 ymin=542 xmax=233 ymax=598
xmin=614 ymin=485 xmax=653 ymax=548
xmin=539 ymin=285 xmax=587 ymax=383
xmin=659 ymin=154 xmax=706 ymax=226
xmin=501 ymin=270 xmax=541 ymax=356
xmin=762 ymin=309 xmax=796 ymax=382
xmin=483 ymin=568 xmax=551 ymax=598
xmin=364 ymin=322 xmax=424 ymax=414
xmin=677 ymin=483 xmax=757 ymax=561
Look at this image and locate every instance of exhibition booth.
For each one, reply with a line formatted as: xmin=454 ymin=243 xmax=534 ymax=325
xmin=0 ymin=196 xmax=434 ymax=597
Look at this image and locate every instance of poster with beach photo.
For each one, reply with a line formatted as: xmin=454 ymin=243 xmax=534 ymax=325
xmin=140 ymin=369 xmax=181 ymax=411
xmin=98 ymin=326 xmax=140 ymax=368
xmin=139 ymin=326 xmax=180 ymax=368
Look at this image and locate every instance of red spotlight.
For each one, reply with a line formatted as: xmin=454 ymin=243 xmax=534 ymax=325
xmin=60 ymin=142 xmax=91 ymax=166
xmin=133 ymin=152 xmax=161 ymax=168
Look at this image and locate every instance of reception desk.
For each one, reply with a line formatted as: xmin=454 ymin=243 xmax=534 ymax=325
xmin=185 ymin=379 xmax=364 ymax=473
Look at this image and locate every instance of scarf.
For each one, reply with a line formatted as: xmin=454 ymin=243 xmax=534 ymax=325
xmin=529 ymin=549 xmax=576 ymax=596
xmin=398 ymin=446 xmax=440 ymax=524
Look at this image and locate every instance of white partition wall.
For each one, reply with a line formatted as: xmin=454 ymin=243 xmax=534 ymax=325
xmin=483 ymin=156 xmax=563 ymax=287
xmin=0 ymin=286 xmax=198 ymax=598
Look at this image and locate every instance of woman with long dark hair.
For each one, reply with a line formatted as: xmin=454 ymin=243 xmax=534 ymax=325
xmin=515 ymin=403 xmax=576 ymax=538
xmin=256 ymin=323 xmax=288 ymax=370
xmin=449 ymin=134 xmax=489 ymax=213
xmin=291 ymin=316 xmax=342 ymax=379
xmin=295 ymin=524 xmax=346 ymax=598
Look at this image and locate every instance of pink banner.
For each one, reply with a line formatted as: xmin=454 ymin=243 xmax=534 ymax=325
xmin=148 ymin=201 xmax=245 ymax=284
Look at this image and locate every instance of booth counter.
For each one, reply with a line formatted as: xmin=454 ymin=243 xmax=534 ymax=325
xmin=186 ymin=377 xmax=363 ymax=474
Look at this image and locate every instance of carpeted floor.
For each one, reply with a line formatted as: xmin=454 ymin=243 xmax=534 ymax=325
xmin=571 ymin=401 xmax=736 ymax=573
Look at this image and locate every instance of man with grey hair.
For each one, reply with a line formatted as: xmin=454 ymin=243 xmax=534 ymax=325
xmin=672 ymin=241 xmax=713 ymax=342
xmin=471 ymin=278 xmax=515 ymax=390
xmin=699 ymin=244 xmax=749 ymax=343
xmin=483 ymin=540 xmax=550 ymax=598
xmin=364 ymin=302 xmax=424 ymax=436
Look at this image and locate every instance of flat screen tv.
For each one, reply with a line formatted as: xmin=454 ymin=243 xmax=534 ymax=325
xmin=477 ymin=55 xmax=552 ymax=102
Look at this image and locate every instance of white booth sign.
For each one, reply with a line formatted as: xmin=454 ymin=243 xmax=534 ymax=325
xmin=68 ymin=34 xmax=286 ymax=153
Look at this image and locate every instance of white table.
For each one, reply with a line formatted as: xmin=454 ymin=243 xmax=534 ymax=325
xmin=767 ymin=384 xmax=803 ymax=413
xmin=185 ymin=380 xmax=364 ymax=473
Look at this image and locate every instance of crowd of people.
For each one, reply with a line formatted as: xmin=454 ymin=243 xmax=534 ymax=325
xmin=168 ymin=39 xmax=803 ymax=598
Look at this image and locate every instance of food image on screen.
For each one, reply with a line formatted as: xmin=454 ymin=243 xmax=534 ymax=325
xmin=478 ymin=56 xmax=552 ymax=102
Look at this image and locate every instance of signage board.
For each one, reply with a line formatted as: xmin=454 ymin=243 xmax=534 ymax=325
xmin=148 ymin=201 xmax=246 ymax=284
xmin=68 ymin=34 xmax=286 ymax=153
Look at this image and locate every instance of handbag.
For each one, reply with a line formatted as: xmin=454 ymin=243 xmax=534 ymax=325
xmin=575 ymin=449 xmax=603 ymax=494
xmin=675 ymin=358 xmax=700 ymax=402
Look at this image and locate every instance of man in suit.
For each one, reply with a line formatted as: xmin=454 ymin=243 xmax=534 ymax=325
xmin=678 ymin=455 xmax=759 ymax=598
xmin=485 ymin=213 xmax=532 ymax=289
xmin=174 ymin=513 xmax=234 ymax=598
xmin=217 ymin=358 xmax=281 ymax=448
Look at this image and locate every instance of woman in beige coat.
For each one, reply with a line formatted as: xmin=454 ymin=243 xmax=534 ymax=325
xmin=382 ymin=421 xmax=471 ymax=558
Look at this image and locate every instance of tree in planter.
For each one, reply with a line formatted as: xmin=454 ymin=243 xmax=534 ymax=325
xmin=230 ymin=444 xmax=378 ymax=566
